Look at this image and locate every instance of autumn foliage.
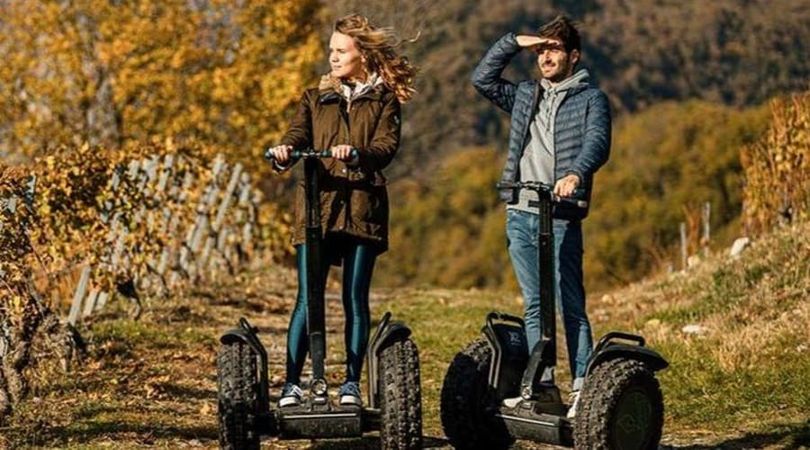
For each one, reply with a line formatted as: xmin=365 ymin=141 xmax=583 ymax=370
xmin=0 ymin=138 xmax=293 ymax=422
xmin=0 ymin=0 xmax=322 ymax=165
xmin=0 ymin=0 xmax=320 ymax=422
xmin=0 ymin=168 xmax=40 ymax=327
xmin=0 ymin=166 xmax=55 ymax=420
xmin=742 ymin=93 xmax=810 ymax=235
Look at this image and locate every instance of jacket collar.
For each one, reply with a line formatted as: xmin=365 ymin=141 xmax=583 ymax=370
xmin=317 ymin=74 xmax=385 ymax=104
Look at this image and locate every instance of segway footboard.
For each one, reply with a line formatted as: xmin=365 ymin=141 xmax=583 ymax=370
xmin=276 ymin=403 xmax=363 ymax=438
xmin=495 ymin=407 xmax=572 ymax=446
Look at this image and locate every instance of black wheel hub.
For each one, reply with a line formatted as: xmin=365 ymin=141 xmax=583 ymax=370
xmin=611 ymin=387 xmax=655 ymax=449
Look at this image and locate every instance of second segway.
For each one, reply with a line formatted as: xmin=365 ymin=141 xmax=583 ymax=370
xmin=440 ymin=180 xmax=668 ymax=449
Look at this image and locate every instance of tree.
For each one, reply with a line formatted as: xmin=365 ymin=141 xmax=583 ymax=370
xmin=0 ymin=0 xmax=322 ymax=165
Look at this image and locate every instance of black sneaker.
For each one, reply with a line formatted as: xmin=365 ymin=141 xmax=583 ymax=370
xmin=279 ymin=382 xmax=303 ymax=407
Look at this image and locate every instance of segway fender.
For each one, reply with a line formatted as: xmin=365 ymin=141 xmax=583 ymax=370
xmin=482 ymin=312 xmax=528 ymax=398
xmin=367 ymin=312 xmax=413 ymax=409
xmin=219 ymin=318 xmax=271 ymax=414
xmin=220 ymin=322 xmax=267 ymax=359
xmin=585 ymin=343 xmax=669 ymax=375
xmin=372 ymin=322 xmax=412 ymax=354
xmin=220 ymin=327 xmax=257 ymax=347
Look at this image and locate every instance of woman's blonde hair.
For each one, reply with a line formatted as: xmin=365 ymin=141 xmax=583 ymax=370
xmin=334 ymin=14 xmax=418 ymax=103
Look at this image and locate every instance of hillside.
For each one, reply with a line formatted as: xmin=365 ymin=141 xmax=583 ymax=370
xmin=375 ymin=100 xmax=772 ymax=292
xmin=3 ymin=220 xmax=807 ymax=449
xmin=592 ymin=221 xmax=809 ymax=441
xmin=323 ymin=0 xmax=810 ymax=174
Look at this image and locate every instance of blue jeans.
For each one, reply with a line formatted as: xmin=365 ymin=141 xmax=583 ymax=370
xmin=506 ymin=208 xmax=593 ymax=390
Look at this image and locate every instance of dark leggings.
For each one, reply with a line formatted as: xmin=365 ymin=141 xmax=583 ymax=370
xmin=285 ymin=238 xmax=377 ymax=384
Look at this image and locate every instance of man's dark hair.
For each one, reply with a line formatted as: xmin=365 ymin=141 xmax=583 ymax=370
xmin=537 ymin=15 xmax=581 ymax=53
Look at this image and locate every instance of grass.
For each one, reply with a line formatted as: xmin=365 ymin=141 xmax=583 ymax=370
xmin=371 ymin=288 xmax=527 ymax=436
xmin=592 ymin=220 xmax=810 ymax=444
xmin=3 ymin=222 xmax=809 ymax=448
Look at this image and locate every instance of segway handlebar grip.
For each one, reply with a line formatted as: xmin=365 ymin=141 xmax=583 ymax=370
xmin=496 ymin=181 xmax=554 ymax=192
xmin=496 ymin=181 xmax=588 ymax=208
xmin=552 ymin=194 xmax=589 ymax=209
xmin=264 ymin=147 xmax=359 ymax=162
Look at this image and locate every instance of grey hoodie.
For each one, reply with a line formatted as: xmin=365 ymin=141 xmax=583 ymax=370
xmin=509 ymin=69 xmax=590 ymax=214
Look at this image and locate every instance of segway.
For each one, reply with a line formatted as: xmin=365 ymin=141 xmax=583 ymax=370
xmin=440 ymin=181 xmax=668 ymax=449
xmin=216 ymin=149 xmax=422 ymax=450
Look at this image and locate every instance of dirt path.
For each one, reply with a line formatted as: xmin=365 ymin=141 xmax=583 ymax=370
xmin=4 ymin=267 xmax=805 ymax=449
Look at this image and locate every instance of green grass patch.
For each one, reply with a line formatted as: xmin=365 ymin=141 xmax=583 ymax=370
xmin=649 ymin=266 xmax=751 ymax=324
xmin=631 ymin=222 xmax=810 ymax=439
xmin=658 ymin=338 xmax=810 ymax=432
xmin=90 ymin=317 xmax=215 ymax=351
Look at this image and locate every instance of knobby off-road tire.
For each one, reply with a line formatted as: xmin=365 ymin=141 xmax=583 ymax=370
xmin=379 ymin=338 xmax=423 ymax=450
xmin=217 ymin=341 xmax=260 ymax=450
xmin=440 ymin=338 xmax=513 ymax=450
xmin=573 ymin=359 xmax=664 ymax=450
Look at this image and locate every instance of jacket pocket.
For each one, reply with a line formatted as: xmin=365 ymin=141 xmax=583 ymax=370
xmin=349 ymin=183 xmax=388 ymax=235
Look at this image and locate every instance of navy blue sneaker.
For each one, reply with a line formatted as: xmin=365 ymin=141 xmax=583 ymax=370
xmin=339 ymin=381 xmax=362 ymax=406
xmin=279 ymin=382 xmax=303 ymax=407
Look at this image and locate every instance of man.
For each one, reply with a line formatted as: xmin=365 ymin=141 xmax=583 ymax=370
xmin=471 ymin=15 xmax=611 ymax=418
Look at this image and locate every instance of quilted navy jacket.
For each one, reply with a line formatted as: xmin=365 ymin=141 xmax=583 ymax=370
xmin=472 ymin=32 xmax=611 ymax=220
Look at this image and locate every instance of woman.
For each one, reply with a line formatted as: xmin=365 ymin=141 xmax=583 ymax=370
xmin=268 ymin=13 xmax=416 ymax=407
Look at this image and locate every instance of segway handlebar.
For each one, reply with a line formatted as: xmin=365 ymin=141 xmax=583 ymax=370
xmin=496 ymin=181 xmax=588 ymax=208
xmin=264 ymin=147 xmax=359 ymax=163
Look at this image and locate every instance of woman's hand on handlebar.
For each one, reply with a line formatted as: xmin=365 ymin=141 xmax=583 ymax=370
xmin=554 ymin=174 xmax=580 ymax=197
xmin=268 ymin=144 xmax=293 ymax=164
xmin=330 ymin=145 xmax=357 ymax=162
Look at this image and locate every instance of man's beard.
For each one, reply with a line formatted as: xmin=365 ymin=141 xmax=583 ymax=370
xmin=545 ymin=63 xmax=571 ymax=82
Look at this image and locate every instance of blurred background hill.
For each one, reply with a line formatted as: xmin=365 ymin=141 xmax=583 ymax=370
xmin=327 ymin=0 xmax=810 ymax=170
xmin=325 ymin=0 xmax=809 ymax=291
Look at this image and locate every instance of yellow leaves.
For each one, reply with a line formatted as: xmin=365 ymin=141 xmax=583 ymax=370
xmin=97 ymin=39 xmax=136 ymax=66
xmin=1 ymin=0 xmax=323 ymax=166
xmin=0 ymin=0 xmax=312 ymax=313
xmin=6 ymin=138 xmax=277 ymax=317
xmin=0 ymin=168 xmax=41 ymax=313
xmin=742 ymin=92 xmax=810 ymax=235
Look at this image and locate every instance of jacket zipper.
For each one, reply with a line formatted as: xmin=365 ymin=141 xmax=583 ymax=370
xmin=340 ymin=99 xmax=351 ymax=231
xmin=520 ymin=83 xmax=542 ymax=159
xmin=513 ymin=84 xmax=543 ymax=207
